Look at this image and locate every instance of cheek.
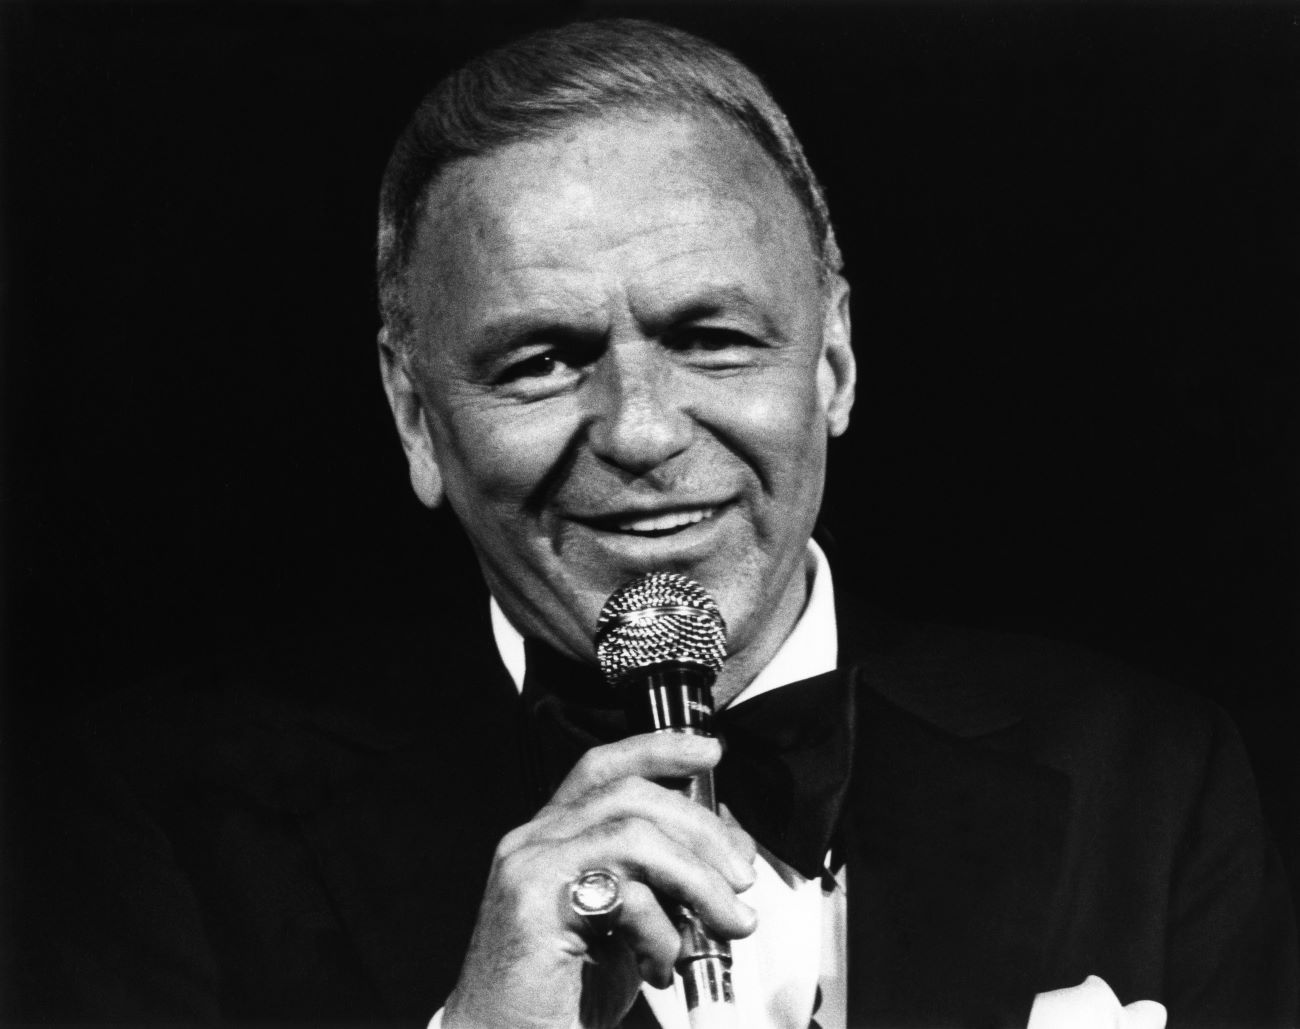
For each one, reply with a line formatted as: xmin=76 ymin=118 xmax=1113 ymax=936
xmin=434 ymin=400 xmax=578 ymax=512
xmin=725 ymin=375 xmax=828 ymax=487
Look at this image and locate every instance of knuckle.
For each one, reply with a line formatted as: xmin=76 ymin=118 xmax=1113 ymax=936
xmin=599 ymin=775 xmax=653 ymax=807
xmin=494 ymin=824 xmax=533 ymax=859
xmin=614 ymin=813 xmax=661 ymax=850
xmin=492 ymin=841 xmax=543 ymax=891
xmin=585 ymin=811 xmax=633 ymax=845
xmin=730 ymin=825 xmax=757 ymax=860
xmin=571 ymin=744 xmax=614 ymax=783
xmin=584 ymin=812 xmax=662 ymax=858
xmin=567 ymin=773 xmax=654 ymax=824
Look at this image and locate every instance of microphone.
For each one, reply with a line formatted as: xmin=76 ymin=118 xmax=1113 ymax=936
xmin=596 ymin=572 xmax=736 ymax=1029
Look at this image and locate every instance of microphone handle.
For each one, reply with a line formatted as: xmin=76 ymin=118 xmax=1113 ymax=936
xmin=622 ymin=664 xmax=737 ymax=1028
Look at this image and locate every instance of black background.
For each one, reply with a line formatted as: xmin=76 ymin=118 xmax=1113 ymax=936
xmin=2 ymin=0 xmax=1297 ymax=988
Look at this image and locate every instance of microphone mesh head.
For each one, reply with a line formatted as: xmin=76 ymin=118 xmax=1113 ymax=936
xmin=595 ymin=572 xmax=727 ymax=686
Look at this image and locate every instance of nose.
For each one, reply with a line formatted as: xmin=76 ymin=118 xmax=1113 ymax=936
xmin=585 ymin=342 xmax=692 ymax=474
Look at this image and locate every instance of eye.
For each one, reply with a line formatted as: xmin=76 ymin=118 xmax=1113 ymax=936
xmin=664 ymin=326 xmax=761 ymax=366
xmin=500 ymin=351 xmax=563 ymax=382
xmin=492 ymin=341 xmax=592 ymax=399
xmin=672 ymin=327 xmax=748 ymax=349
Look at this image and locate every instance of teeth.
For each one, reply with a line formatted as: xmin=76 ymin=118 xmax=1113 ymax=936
xmin=617 ymin=508 xmax=714 ymax=533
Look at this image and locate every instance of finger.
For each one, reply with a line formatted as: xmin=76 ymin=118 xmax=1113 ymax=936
xmin=501 ymin=817 xmax=755 ymax=944
xmin=717 ymin=803 xmax=758 ymax=871
xmin=576 ymin=879 xmax=680 ymax=990
xmin=578 ymin=938 xmax=642 ymax=1028
xmin=584 ymin=816 xmax=757 ymax=939
xmin=546 ymin=778 xmax=754 ymax=891
xmin=498 ymin=781 xmax=753 ymax=898
xmin=553 ymin=732 xmax=721 ymax=805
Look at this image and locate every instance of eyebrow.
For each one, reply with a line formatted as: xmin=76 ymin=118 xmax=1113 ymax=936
xmin=467 ymin=282 xmax=790 ymax=372
xmin=466 ymin=311 xmax=603 ymax=377
xmin=659 ymin=285 xmax=788 ymax=342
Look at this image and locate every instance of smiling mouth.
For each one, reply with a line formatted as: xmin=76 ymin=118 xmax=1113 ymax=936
xmin=585 ymin=506 xmax=721 ymax=538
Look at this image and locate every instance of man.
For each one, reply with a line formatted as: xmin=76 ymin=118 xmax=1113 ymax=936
xmin=17 ymin=17 xmax=1296 ymax=1029
xmin=372 ymin=17 xmax=1296 ymax=1028
xmin=375 ymin=17 xmax=853 ymax=1026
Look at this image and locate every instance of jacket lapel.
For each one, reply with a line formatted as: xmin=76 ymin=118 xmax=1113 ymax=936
xmin=294 ymin=611 xmax=533 ymax=1021
xmin=844 ymin=680 xmax=1070 ymax=1028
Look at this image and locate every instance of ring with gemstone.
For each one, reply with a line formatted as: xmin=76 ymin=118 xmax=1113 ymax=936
xmin=569 ymin=868 xmax=623 ymax=937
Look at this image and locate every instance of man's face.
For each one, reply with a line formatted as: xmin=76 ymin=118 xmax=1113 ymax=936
xmin=385 ymin=112 xmax=854 ymax=692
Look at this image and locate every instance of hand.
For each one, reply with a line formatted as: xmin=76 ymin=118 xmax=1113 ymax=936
xmin=442 ymin=732 xmax=758 ymax=1029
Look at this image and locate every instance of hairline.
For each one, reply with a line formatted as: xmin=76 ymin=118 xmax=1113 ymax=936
xmin=377 ymin=22 xmax=843 ymax=359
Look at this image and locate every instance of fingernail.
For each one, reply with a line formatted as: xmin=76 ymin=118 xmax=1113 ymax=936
xmin=735 ymin=899 xmax=758 ymax=933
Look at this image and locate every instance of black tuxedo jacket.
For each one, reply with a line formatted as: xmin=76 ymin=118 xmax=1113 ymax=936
xmin=14 ymin=588 xmax=1297 ymax=1027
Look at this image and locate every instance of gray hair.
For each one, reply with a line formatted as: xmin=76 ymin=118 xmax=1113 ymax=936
xmin=376 ymin=18 xmax=842 ymax=354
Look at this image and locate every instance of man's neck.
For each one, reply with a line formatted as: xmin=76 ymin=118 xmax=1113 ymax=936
xmin=706 ymin=558 xmax=812 ymax=708
xmin=723 ymin=543 xmax=837 ymax=708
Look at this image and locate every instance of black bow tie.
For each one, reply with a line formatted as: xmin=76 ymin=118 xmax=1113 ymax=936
xmin=519 ymin=640 xmax=856 ymax=879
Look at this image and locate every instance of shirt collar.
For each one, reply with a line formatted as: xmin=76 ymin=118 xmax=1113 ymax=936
xmin=488 ymin=541 xmax=838 ymax=710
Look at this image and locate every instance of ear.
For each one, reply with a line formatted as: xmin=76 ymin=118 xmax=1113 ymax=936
xmin=378 ymin=327 xmax=445 ymax=509
xmin=817 ymin=274 xmax=856 ymax=438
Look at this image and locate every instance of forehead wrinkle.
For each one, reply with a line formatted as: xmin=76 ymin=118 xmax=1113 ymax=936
xmin=476 ymin=293 xmax=611 ymax=345
xmin=415 ymin=214 xmax=607 ymax=344
xmin=410 ymin=112 xmax=821 ymax=357
xmin=425 ymin=111 xmax=801 ymax=253
xmin=479 ymin=119 xmax=781 ymax=241
xmin=502 ymin=192 xmax=757 ymax=274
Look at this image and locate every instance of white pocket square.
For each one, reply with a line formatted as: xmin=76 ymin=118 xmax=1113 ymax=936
xmin=1028 ymin=975 xmax=1167 ymax=1029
